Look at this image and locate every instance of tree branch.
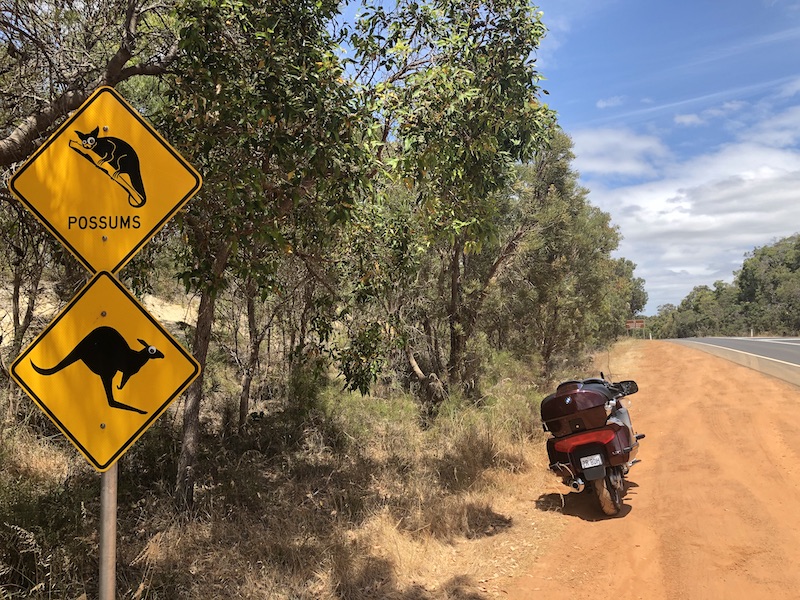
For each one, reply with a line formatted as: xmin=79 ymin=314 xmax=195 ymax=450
xmin=0 ymin=0 xmax=179 ymax=168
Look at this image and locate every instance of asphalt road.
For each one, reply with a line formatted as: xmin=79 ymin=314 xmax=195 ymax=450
xmin=672 ymin=336 xmax=800 ymax=387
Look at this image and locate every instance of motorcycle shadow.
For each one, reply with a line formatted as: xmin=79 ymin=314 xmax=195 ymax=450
xmin=534 ymin=481 xmax=639 ymax=521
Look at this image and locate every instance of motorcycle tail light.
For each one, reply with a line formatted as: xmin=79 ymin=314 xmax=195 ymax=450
xmin=554 ymin=429 xmax=616 ymax=454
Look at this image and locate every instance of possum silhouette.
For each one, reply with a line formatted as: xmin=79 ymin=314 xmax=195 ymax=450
xmin=31 ymin=326 xmax=164 ymax=415
xmin=68 ymin=126 xmax=146 ymax=207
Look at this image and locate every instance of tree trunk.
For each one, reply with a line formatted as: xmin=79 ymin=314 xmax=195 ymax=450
xmin=238 ymin=280 xmax=266 ymax=433
xmin=448 ymin=236 xmax=465 ymax=388
xmin=3 ymin=242 xmax=45 ymax=421
xmin=10 ymin=257 xmax=43 ymax=359
xmin=174 ymin=288 xmax=215 ymax=510
xmin=462 ymin=227 xmax=529 ymax=345
xmin=406 ymin=346 xmax=446 ymax=417
xmin=175 ymin=245 xmax=230 ymax=510
xmin=540 ymin=302 xmax=559 ymax=379
xmin=445 ymin=224 xmax=532 ymax=391
xmin=423 ymin=315 xmax=444 ymax=376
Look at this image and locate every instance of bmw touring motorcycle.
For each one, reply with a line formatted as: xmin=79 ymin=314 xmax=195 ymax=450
xmin=541 ymin=375 xmax=644 ymax=516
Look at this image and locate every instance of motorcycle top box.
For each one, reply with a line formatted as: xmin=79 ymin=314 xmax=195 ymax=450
xmin=540 ymin=378 xmax=615 ymax=437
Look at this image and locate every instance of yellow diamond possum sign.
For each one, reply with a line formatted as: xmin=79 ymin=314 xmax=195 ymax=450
xmin=9 ymin=86 xmax=201 ymax=274
xmin=11 ymin=273 xmax=200 ymax=471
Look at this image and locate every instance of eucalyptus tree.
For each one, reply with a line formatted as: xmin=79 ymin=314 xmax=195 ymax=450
xmin=480 ymin=132 xmax=641 ymax=378
xmin=0 ymin=0 xmax=180 ymax=167
xmin=736 ymin=235 xmax=800 ymax=335
xmin=652 ymin=236 xmax=800 ymax=339
xmin=164 ymin=0 xmax=371 ymax=507
xmin=503 ymin=201 xmax=622 ymax=377
xmin=596 ymin=257 xmax=648 ymax=342
xmin=349 ymin=0 xmax=556 ymax=393
xmin=648 ymin=303 xmax=680 ymax=339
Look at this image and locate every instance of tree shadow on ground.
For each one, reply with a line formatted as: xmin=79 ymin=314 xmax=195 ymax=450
xmin=463 ymin=503 xmax=513 ymax=539
xmin=331 ymin=554 xmax=491 ymax=599
xmin=109 ymin=404 xmax=518 ymax=599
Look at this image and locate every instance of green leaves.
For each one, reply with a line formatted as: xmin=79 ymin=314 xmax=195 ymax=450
xmin=336 ymin=322 xmax=386 ymax=395
xmin=167 ymin=0 xmax=373 ymax=276
xmin=477 ymin=131 xmax=640 ymax=376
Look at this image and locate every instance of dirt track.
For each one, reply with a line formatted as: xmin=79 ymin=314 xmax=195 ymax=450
xmin=501 ymin=340 xmax=800 ymax=599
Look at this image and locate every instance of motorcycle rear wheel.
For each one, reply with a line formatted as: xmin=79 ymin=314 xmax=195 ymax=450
xmin=593 ymin=468 xmax=623 ymax=516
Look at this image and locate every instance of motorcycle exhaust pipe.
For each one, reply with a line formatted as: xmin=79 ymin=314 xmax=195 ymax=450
xmin=568 ymin=477 xmax=585 ymax=493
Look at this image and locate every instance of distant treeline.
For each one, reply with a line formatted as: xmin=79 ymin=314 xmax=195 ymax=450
xmin=648 ymin=234 xmax=800 ymax=338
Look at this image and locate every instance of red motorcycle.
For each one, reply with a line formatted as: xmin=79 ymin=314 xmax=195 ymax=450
xmin=541 ymin=375 xmax=644 ymax=516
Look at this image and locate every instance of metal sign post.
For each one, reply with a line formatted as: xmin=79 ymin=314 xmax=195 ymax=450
xmin=7 ymin=86 xmax=202 ymax=599
xmin=99 ymin=463 xmax=118 ymax=600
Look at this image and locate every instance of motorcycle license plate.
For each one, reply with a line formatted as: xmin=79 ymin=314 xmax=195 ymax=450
xmin=580 ymin=453 xmax=603 ymax=469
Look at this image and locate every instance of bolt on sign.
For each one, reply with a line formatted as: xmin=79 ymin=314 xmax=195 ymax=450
xmin=9 ymin=86 xmax=201 ymax=274
xmin=11 ymin=272 xmax=200 ymax=472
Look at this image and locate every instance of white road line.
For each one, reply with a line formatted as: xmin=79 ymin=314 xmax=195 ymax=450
xmin=687 ymin=339 xmax=800 ymax=369
xmin=734 ymin=338 xmax=800 ymax=345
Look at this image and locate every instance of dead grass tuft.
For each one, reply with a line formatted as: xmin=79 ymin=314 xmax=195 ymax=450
xmin=0 ymin=428 xmax=75 ymax=488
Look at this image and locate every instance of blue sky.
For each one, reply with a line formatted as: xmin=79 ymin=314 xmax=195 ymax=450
xmin=534 ymin=0 xmax=800 ymax=314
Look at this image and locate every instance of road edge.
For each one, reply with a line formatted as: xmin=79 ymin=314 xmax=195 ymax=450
xmin=669 ymin=338 xmax=800 ymax=388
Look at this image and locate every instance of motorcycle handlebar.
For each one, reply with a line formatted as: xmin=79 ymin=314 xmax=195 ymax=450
xmin=599 ymin=373 xmax=638 ymax=396
xmin=612 ymin=380 xmax=638 ymax=396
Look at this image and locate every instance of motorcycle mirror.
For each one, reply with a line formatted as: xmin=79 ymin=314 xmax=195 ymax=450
xmin=618 ymin=380 xmax=638 ymax=395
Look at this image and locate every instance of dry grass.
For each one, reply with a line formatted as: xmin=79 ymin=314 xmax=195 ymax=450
xmin=593 ymin=338 xmax=644 ymax=378
xmin=0 ymin=350 xmax=574 ymax=599
xmin=0 ymin=428 xmax=76 ymax=486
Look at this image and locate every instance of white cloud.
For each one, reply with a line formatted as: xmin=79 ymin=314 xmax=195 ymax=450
xmin=674 ymin=114 xmax=705 ymax=126
xmin=740 ymin=105 xmax=800 ymax=147
xmin=674 ymin=100 xmax=750 ymax=128
xmin=573 ymin=104 xmax=800 ymax=313
xmin=571 ymin=128 xmax=670 ymax=179
xmin=703 ymin=100 xmax=747 ymax=118
xmin=778 ymin=76 xmax=800 ymax=98
xmin=584 ymin=78 xmax=794 ymax=127
xmin=596 ymin=95 xmax=625 ymax=109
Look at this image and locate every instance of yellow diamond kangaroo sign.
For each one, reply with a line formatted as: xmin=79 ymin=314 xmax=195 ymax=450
xmin=11 ymin=272 xmax=200 ymax=471
xmin=9 ymin=86 xmax=201 ymax=274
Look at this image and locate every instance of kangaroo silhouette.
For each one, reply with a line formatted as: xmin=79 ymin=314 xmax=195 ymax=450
xmin=68 ymin=126 xmax=146 ymax=207
xmin=30 ymin=326 xmax=164 ymax=415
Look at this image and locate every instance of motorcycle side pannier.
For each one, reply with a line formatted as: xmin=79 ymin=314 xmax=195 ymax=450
xmin=540 ymin=379 xmax=615 ymax=437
